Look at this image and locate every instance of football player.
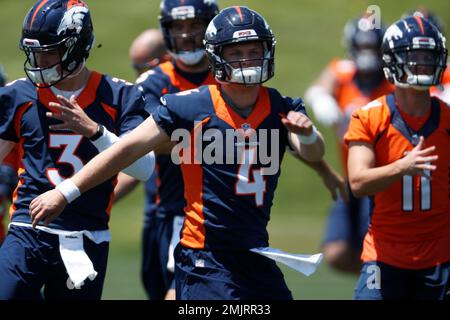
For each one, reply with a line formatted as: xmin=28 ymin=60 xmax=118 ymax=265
xmin=116 ymin=0 xmax=346 ymax=300
xmin=0 ymin=0 xmax=154 ymax=299
xmin=31 ymin=6 xmax=328 ymax=300
xmin=129 ymin=28 xmax=170 ymax=77
xmin=345 ymin=16 xmax=449 ymax=299
xmin=305 ymin=16 xmax=394 ymax=273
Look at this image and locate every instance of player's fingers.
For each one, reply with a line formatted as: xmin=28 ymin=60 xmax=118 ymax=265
xmin=46 ymin=111 xmax=63 ymax=120
xmin=31 ymin=210 xmax=45 ymax=228
xmin=56 ymin=95 xmax=75 ymax=109
xmin=413 ymin=136 xmax=424 ymax=150
xmin=417 ymin=155 xmax=439 ymax=163
xmin=48 ymin=102 xmax=71 ymax=113
xmin=416 ymin=163 xmax=437 ymax=171
xmin=418 ymin=145 xmax=436 ymax=155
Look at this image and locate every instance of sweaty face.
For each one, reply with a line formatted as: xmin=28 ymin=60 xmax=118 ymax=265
xmin=221 ymin=41 xmax=265 ymax=68
xmin=169 ymin=18 xmax=207 ymax=52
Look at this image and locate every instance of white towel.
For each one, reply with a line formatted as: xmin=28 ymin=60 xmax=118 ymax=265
xmin=250 ymin=247 xmax=323 ymax=276
xmin=9 ymin=222 xmax=111 ymax=287
xmin=166 ymin=215 xmax=184 ymax=273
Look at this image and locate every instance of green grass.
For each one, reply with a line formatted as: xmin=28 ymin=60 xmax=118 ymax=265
xmin=1 ymin=0 xmax=449 ymax=300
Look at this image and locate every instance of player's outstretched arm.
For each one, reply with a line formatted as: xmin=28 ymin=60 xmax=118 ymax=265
xmin=348 ymin=136 xmax=438 ymax=197
xmin=282 ymin=111 xmax=325 ymax=162
xmin=29 ymin=116 xmax=169 ymax=227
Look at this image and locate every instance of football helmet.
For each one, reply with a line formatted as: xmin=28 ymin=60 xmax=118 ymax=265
xmin=20 ymin=0 xmax=95 ymax=87
xmin=382 ymin=16 xmax=447 ymax=89
xmin=402 ymin=8 xmax=445 ymax=34
xmin=159 ymin=0 xmax=219 ymax=65
xmin=342 ymin=16 xmax=386 ymax=73
xmin=204 ymin=6 xmax=276 ymax=85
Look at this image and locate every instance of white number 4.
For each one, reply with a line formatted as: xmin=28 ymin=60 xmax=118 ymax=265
xmin=47 ymin=134 xmax=84 ymax=186
xmin=235 ymin=148 xmax=266 ymax=206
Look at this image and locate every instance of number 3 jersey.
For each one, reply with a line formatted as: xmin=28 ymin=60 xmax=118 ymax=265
xmin=151 ymin=84 xmax=307 ymax=250
xmin=344 ymin=93 xmax=450 ymax=269
xmin=0 ymin=72 xmax=148 ymax=231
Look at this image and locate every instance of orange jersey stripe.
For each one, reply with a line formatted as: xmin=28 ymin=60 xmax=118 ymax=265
xmin=180 ymin=117 xmax=211 ymax=249
xmin=209 ymin=85 xmax=271 ymax=130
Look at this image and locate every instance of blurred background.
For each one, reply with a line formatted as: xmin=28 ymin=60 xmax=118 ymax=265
xmin=0 ymin=0 xmax=448 ymax=299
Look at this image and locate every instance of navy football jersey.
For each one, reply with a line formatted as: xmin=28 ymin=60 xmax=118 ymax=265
xmin=138 ymin=61 xmax=216 ymax=219
xmin=0 ymin=72 xmax=147 ymax=231
xmin=152 ymin=84 xmax=307 ymax=250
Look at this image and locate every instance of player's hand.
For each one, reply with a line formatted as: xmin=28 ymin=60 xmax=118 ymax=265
xmin=47 ymin=95 xmax=98 ymax=138
xmin=29 ymin=189 xmax=68 ymax=228
xmin=319 ymin=166 xmax=349 ymax=202
xmin=396 ymin=136 xmax=438 ymax=178
xmin=281 ymin=111 xmax=314 ymax=136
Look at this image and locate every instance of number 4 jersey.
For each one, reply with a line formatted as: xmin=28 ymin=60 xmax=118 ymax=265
xmin=152 ymin=84 xmax=307 ymax=250
xmin=345 ymin=93 xmax=450 ymax=269
xmin=0 ymin=72 xmax=148 ymax=231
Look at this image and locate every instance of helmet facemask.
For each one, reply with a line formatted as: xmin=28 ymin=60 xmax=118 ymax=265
xmin=208 ymin=40 xmax=275 ymax=85
xmin=163 ymin=18 xmax=209 ymax=66
xmin=383 ymin=47 xmax=447 ymax=90
xmin=22 ymin=35 xmax=84 ymax=87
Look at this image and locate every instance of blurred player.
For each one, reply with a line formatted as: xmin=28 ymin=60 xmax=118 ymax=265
xmin=129 ymin=28 xmax=170 ymax=77
xmin=345 ymin=16 xmax=449 ymax=299
xmin=305 ymin=16 xmax=393 ymax=273
xmin=0 ymin=0 xmax=155 ymax=299
xmin=31 ymin=6 xmax=328 ymax=300
xmin=0 ymin=66 xmax=19 ymax=246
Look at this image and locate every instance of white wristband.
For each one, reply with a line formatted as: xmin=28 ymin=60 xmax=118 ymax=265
xmin=91 ymin=126 xmax=120 ymax=152
xmin=56 ymin=179 xmax=81 ymax=203
xmin=298 ymin=126 xmax=318 ymax=145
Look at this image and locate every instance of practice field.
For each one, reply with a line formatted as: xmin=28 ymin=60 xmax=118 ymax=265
xmin=1 ymin=0 xmax=448 ymax=299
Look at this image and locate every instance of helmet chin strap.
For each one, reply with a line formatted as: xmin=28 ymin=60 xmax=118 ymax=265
xmin=66 ymin=60 xmax=86 ymax=79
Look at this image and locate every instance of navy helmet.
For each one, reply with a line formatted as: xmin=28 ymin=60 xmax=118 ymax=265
xmin=159 ymin=0 xmax=219 ymax=65
xmin=402 ymin=8 xmax=445 ymax=34
xmin=0 ymin=65 xmax=6 ymax=87
xmin=382 ymin=16 xmax=447 ymax=89
xmin=20 ymin=0 xmax=95 ymax=87
xmin=204 ymin=6 xmax=276 ymax=85
xmin=342 ymin=16 xmax=386 ymax=73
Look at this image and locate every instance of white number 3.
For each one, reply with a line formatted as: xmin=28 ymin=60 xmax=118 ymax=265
xmin=47 ymin=134 xmax=84 ymax=186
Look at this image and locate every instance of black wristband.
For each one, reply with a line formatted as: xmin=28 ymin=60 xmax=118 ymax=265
xmin=89 ymin=124 xmax=104 ymax=141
